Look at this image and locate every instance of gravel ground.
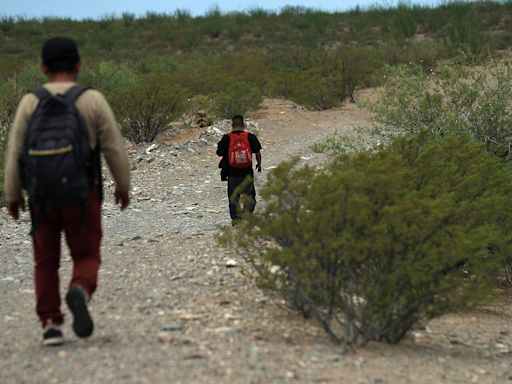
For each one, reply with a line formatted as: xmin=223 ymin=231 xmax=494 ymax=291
xmin=1 ymin=97 xmax=512 ymax=383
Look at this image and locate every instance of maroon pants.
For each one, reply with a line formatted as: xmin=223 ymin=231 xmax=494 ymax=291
xmin=32 ymin=188 xmax=102 ymax=327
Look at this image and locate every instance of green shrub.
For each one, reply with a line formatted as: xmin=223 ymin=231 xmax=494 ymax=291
xmin=212 ymin=81 xmax=263 ymax=118
xmin=442 ymin=19 xmax=485 ymax=63
xmin=201 ymin=6 xmax=224 ymax=38
xmin=110 ymin=73 xmax=187 ymax=143
xmin=311 ymin=127 xmax=381 ymax=155
xmin=270 ymin=68 xmax=342 ymax=110
xmin=188 ymin=94 xmax=212 ymax=114
xmin=390 ymin=5 xmax=418 ymax=39
xmin=121 ymin=12 xmax=136 ymax=28
xmin=336 ymin=48 xmax=383 ymax=102
xmin=269 ymin=48 xmax=381 ymax=108
xmin=170 ymin=56 xmax=233 ymax=96
xmin=364 ymin=61 xmax=512 ymax=160
xmin=215 ymin=51 xmax=271 ymax=90
xmin=222 ymin=133 xmax=512 ymax=346
xmin=80 ymin=61 xmax=137 ymax=97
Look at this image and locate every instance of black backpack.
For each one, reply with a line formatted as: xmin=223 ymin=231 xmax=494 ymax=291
xmin=19 ymin=85 xmax=97 ymax=231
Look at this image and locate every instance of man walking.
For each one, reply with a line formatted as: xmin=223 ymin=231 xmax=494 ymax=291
xmin=217 ymin=115 xmax=262 ymax=224
xmin=3 ymin=37 xmax=131 ymax=345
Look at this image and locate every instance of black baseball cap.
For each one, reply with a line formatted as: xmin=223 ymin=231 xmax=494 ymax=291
xmin=42 ymin=37 xmax=80 ymax=65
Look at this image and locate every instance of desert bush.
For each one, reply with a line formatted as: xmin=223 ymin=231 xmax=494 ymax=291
xmin=80 ymin=61 xmax=137 ymax=97
xmin=270 ymin=68 xmax=343 ymax=110
xmin=442 ymin=19 xmax=485 ymax=63
xmin=364 ymin=61 xmax=512 ymax=159
xmin=222 ymin=133 xmax=512 ymax=346
xmin=216 ymin=51 xmax=271 ymax=90
xmin=110 ymin=73 xmax=187 ymax=143
xmin=269 ymin=47 xmax=381 ymax=109
xmin=188 ymin=94 xmax=212 ymax=114
xmin=121 ymin=12 xmax=136 ymax=27
xmin=212 ymin=81 xmax=263 ymax=118
xmin=169 ymin=56 xmax=233 ymax=96
xmin=311 ymin=127 xmax=382 ymax=155
xmin=201 ymin=6 xmax=224 ymax=38
xmin=336 ymin=48 xmax=383 ymax=101
xmin=390 ymin=5 xmax=418 ymax=39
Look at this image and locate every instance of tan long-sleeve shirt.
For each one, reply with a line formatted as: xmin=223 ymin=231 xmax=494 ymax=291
xmin=3 ymin=82 xmax=131 ymax=203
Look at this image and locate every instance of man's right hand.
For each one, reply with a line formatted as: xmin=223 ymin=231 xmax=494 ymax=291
xmin=114 ymin=189 xmax=130 ymax=211
xmin=7 ymin=198 xmax=26 ymax=220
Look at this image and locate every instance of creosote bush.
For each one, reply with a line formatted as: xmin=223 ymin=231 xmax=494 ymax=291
xmin=222 ymin=133 xmax=512 ymax=346
xmin=311 ymin=127 xmax=382 ymax=155
xmin=110 ymin=73 xmax=187 ymax=143
xmin=364 ymin=61 xmax=512 ymax=160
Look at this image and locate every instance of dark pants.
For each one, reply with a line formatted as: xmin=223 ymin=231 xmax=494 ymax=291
xmin=32 ymin=187 xmax=102 ymax=327
xmin=228 ymin=176 xmax=256 ymax=221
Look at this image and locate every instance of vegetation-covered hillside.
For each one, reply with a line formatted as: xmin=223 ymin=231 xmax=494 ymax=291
xmin=1 ymin=1 xmax=511 ymax=111
xmin=1 ymin=1 xmax=511 ymax=64
xmin=1 ymin=1 xmax=512 ymax=197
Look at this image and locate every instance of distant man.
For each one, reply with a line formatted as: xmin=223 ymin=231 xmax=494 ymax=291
xmin=217 ymin=115 xmax=262 ymax=224
xmin=3 ymin=37 xmax=131 ymax=346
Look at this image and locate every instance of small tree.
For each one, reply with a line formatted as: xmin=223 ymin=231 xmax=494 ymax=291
xmin=111 ymin=73 xmax=187 ymax=143
xmin=222 ymin=133 xmax=512 ymax=346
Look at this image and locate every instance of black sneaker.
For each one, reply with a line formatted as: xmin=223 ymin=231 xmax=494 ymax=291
xmin=65 ymin=286 xmax=94 ymax=338
xmin=43 ymin=325 xmax=64 ymax=346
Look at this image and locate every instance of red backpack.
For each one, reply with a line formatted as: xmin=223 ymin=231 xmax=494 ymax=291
xmin=228 ymin=131 xmax=252 ymax=169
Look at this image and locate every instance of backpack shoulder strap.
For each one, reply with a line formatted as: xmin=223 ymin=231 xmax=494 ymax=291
xmin=63 ymin=84 xmax=91 ymax=105
xmin=32 ymin=87 xmax=52 ymax=100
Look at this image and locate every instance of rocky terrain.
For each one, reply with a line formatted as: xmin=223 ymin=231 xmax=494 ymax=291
xmin=1 ymin=96 xmax=512 ymax=383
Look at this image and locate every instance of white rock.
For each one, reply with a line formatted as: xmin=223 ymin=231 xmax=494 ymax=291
xmin=225 ymin=259 xmax=238 ymax=268
xmin=145 ymin=144 xmax=158 ymax=154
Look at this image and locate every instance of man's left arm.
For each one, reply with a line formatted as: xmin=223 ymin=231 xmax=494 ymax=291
xmin=249 ymin=133 xmax=262 ymax=172
xmin=255 ymin=152 xmax=262 ymax=173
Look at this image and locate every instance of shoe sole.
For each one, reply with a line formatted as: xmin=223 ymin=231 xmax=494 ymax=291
xmin=65 ymin=289 xmax=94 ymax=338
xmin=43 ymin=336 xmax=65 ymax=346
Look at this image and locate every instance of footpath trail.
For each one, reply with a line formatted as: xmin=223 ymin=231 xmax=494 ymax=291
xmin=1 ymin=96 xmax=512 ymax=384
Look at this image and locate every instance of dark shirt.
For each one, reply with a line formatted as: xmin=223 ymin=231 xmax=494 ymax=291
xmin=217 ymin=130 xmax=262 ymax=179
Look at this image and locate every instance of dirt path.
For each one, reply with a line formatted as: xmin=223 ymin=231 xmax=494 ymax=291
xmin=1 ymin=95 xmax=511 ymax=383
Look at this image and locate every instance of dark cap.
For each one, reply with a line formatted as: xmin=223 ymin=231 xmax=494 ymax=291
xmin=42 ymin=37 xmax=80 ymax=65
